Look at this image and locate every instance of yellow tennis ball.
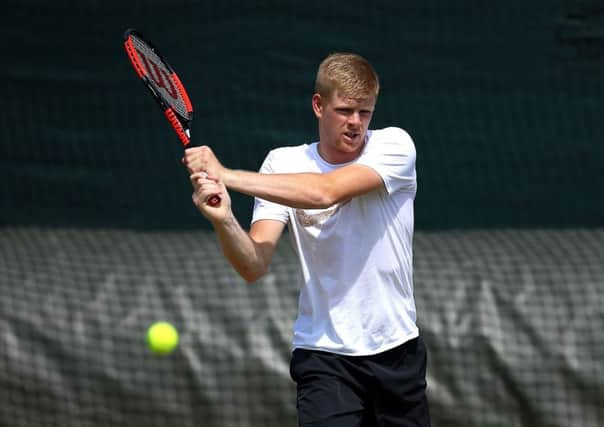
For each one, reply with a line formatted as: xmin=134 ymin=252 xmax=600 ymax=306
xmin=146 ymin=321 xmax=179 ymax=355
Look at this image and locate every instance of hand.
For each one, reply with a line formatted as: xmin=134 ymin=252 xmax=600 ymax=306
xmin=182 ymin=146 xmax=226 ymax=182
xmin=190 ymin=171 xmax=231 ymax=223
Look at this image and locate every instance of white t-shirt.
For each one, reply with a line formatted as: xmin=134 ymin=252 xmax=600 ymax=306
xmin=252 ymin=127 xmax=418 ymax=356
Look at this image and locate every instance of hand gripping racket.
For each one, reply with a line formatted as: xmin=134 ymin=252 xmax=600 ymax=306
xmin=123 ymin=28 xmax=220 ymax=206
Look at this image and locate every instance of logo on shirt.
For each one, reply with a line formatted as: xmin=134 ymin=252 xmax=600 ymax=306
xmin=294 ymin=201 xmax=349 ymax=227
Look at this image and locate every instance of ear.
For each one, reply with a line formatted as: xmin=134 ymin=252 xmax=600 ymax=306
xmin=312 ymin=93 xmax=323 ymax=118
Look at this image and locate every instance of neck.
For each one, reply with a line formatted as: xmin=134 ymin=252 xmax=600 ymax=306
xmin=317 ymin=140 xmax=365 ymax=164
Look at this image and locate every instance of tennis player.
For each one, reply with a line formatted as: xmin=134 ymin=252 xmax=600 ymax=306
xmin=183 ymin=52 xmax=430 ymax=427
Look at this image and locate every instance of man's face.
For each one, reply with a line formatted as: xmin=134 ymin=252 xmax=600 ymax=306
xmin=313 ymin=90 xmax=375 ymax=163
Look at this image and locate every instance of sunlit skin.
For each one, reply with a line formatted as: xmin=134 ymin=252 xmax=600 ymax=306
xmin=181 ymin=90 xmax=382 ymax=282
xmin=312 ymin=90 xmax=376 ymax=164
xmin=182 ymin=90 xmax=379 ymax=214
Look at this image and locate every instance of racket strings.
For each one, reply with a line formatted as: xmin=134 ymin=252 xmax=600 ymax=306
xmin=129 ymin=36 xmax=192 ymax=120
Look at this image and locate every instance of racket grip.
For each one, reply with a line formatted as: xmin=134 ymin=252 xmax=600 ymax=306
xmin=207 ymin=195 xmax=221 ymax=206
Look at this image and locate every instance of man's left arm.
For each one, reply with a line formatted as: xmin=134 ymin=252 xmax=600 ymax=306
xmin=184 ymin=146 xmax=384 ymax=209
xmin=223 ymin=164 xmax=383 ymax=209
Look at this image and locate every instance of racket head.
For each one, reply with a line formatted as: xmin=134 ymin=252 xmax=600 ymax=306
xmin=123 ymin=28 xmax=194 ymax=147
xmin=123 ymin=29 xmax=221 ymax=207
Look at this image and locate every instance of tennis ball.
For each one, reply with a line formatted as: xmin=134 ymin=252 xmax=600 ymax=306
xmin=146 ymin=321 xmax=179 ymax=355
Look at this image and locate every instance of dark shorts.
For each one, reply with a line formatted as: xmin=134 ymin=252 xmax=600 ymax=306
xmin=289 ymin=336 xmax=431 ymax=427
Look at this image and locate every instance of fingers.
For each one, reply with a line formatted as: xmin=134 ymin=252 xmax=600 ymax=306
xmin=184 ymin=148 xmax=227 ymax=213
xmin=190 ymin=171 xmax=212 ymax=191
xmin=190 ymin=172 xmax=222 ymax=206
xmin=190 ymin=171 xmax=219 ymax=185
xmin=190 ymin=171 xmax=208 ymax=181
xmin=182 ymin=145 xmax=215 ymax=173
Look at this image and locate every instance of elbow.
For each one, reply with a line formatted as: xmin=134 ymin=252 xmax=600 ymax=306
xmin=242 ymin=272 xmax=262 ymax=284
xmin=234 ymin=241 xmax=274 ymax=283
xmin=238 ymin=264 xmax=268 ymax=284
xmin=313 ymin=196 xmax=337 ymax=209
xmin=311 ymin=176 xmax=344 ymax=208
xmin=307 ymin=188 xmax=338 ymax=209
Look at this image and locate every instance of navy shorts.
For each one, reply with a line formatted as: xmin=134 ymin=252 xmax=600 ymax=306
xmin=289 ymin=336 xmax=431 ymax=427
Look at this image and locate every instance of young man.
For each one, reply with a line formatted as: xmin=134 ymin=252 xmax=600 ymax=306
xmin=183 ymin=53 xmax=430 ymax=427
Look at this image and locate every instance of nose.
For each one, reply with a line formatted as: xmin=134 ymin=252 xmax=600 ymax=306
xmin=348 ymin=111 xmax=362 ymax=127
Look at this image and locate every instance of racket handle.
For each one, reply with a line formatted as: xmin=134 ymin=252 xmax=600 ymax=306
xmin=207 ymin=195 xmax=221 ymax=206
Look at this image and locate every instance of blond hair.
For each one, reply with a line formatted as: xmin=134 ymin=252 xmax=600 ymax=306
xmin=314 ymin=52 xmax=380 ymax=101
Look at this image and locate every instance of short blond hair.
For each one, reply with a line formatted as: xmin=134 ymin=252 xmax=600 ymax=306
xmin=314 ymin=52 xmax=380 ymax=101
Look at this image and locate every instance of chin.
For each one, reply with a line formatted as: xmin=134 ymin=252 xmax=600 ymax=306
xmin=340 ymin=137 xmax=363 ymax=151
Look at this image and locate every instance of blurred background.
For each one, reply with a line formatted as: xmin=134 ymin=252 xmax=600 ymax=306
xmin=1 ymin=1 xmax=603 ymax=426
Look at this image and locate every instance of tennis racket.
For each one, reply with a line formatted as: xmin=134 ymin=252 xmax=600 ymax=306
xmin=123 ymin=28 xmax=220 ymax=206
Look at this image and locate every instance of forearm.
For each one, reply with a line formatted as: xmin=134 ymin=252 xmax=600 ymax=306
xmin=211 ymin=213 xmax=269 ymax=283
xmin=184 ymin=145 xmax=381 ymax=208
xmin=223 ymin=169 xmax=336 ymax=209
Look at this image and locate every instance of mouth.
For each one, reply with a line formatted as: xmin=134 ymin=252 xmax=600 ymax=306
xmin=343 ymin=131 xmax=361 ymax=141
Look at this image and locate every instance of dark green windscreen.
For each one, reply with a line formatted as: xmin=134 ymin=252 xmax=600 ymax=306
xmin=1 ymin=1 xmax=602 ymax=229
xmin=1 ymin=4 xmax=604 ymax=427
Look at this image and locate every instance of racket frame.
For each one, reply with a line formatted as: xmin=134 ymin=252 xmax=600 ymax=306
xmin=123 ymin=28 xmax=220 ymax=206
xmin=123 ymin=28 xmax=194 ymax=147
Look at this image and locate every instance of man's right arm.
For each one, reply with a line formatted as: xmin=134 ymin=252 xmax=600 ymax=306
xmin=189 ymin=170 xmax=286 ymax=283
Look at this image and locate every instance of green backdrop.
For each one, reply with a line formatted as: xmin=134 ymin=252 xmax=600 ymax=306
xmin=1 ymin=3 xmax=604 ymax=427
xmin=1 ymin=1 xmax=603 ymax=231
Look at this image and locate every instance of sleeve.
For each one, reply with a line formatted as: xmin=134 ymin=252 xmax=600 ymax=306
xmin=356 ymin=127 xmax=417 ymax=194
xmin=251 ymin=150 xmax=290 ymax=225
